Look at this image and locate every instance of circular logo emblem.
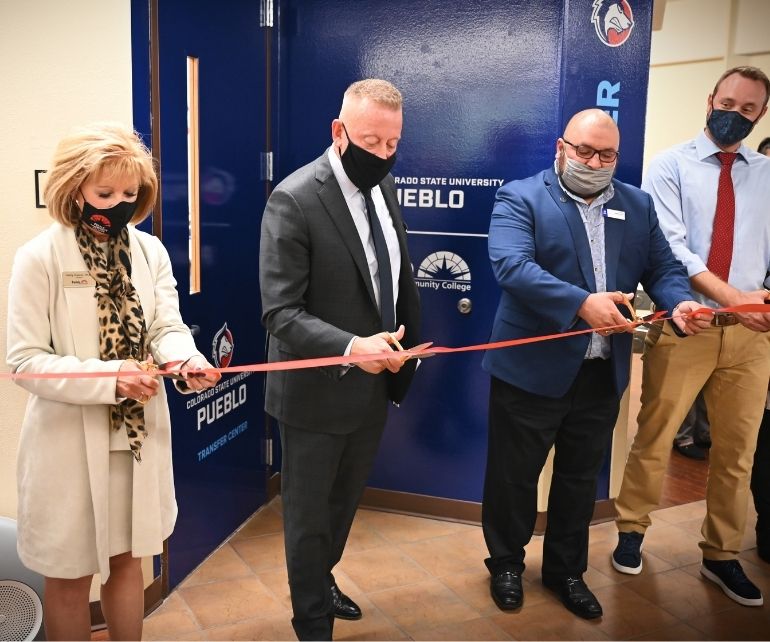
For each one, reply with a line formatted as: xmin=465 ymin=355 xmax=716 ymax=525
xmin=592 ymin=0 xmax=634 ymax=47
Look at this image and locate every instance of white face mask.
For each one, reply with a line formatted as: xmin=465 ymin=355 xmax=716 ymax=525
xmin=558 ymin=154 xmax=615 ymax=197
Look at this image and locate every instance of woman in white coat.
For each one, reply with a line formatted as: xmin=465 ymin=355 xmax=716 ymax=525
xmin=6 ymin=122 xmax=220 ymax=641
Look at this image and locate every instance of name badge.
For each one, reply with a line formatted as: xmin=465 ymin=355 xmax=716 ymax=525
xmin=63 ymin=271 xmax=95 ymax=288
xmin=605 ymin=208 xmax=626 ymax=220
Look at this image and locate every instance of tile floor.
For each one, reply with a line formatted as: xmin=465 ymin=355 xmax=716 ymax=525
xmin=139 ymin=498 xmax=770 ymax=641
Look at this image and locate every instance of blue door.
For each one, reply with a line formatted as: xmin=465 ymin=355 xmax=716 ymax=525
xmin=132 ymin=0 xmax=269 ymax=589
xmin=275 ymin=0 xmax=652 ymax=503
xmin=130 ymin=0 xmax=653 ymax=586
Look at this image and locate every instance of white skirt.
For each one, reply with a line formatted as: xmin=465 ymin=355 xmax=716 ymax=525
xmin=108 ymin=450 xmax=133 ymax=557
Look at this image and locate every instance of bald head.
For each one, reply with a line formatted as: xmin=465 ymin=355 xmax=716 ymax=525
xmin=556 ymin=109 xmax=619 ymax=201
xmin=563 ymin=109 xmax=619 ymax=145
xmin=556 ymin=108 xmax=620 ymax=175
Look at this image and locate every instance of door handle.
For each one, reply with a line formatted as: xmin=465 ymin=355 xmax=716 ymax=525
xmin=457 ymin=298 xmax=472 ymax=314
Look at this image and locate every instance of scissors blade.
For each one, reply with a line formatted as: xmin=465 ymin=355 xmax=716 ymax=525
xmin=407 ymin=341 xmax=436 ymax=359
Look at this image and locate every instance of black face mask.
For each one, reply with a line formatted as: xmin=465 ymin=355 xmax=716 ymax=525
xmin=339 ymin=123 xmax=396 ymax=191
xmin=707 ymin=107 xmax=756 ymax=147
xmin=79 ymin=193 xmax=138 ymax=237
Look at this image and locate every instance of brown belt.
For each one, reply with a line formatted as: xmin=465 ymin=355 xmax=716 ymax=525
xmin=711 ymin=312 xmax=739 ymax=327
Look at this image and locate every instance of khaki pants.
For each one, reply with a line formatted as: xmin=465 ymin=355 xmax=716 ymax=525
xmin=615 ymin=321 xmax=770 ymax=559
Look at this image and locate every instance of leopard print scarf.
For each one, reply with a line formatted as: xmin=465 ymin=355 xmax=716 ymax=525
xmin=75 ymin=224 xmax=149 ymax=462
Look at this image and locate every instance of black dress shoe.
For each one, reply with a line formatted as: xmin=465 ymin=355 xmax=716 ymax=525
xmin=330 ymin=582 xmax=362 ymax=620
xmin=542 ymin=576 xmax=602 ymax=619
xmin=673 ymin=441 xmax=707 ymax=460
xmin=490 ymin=570 xmax=524 ymax=610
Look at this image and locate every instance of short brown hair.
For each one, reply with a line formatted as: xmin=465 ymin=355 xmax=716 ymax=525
xmin=712 ymin=66 xmax=770 ymax=107
xmin=44 ymin=122 xmax=158 ymax=227
xmin=344 ymin=79 xmax=402 ymax=109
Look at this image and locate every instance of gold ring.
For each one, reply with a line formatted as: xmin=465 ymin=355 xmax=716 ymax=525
xmin=138 ymin=394 xmax=149 ymax=404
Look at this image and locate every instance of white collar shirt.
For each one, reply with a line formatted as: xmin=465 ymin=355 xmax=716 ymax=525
xmin=327 ymin=146 xmax=401 ymax=314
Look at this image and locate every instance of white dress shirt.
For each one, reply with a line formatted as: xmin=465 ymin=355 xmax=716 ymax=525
xmin=328 ymin=147 xmax=401 ymax=313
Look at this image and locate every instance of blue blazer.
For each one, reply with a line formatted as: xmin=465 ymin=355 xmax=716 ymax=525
xmin=482 ymin=167 xmax=692 ymax=398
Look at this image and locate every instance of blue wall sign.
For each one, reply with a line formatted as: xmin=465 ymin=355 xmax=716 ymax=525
xmin=276 ymin=0 xmax=653 ymax=503
xmin=132 ymin=0 xmax=654 ymax=589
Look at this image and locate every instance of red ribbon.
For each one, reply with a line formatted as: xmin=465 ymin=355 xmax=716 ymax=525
xmin=4 ymin=304 xmax=770 ymax=381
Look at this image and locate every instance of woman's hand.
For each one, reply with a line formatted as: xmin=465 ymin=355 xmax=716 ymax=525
xmin=116 ymin=356 xmax=160 ymax=403
xmin=178 ymin=355 xmax=221 ymax=391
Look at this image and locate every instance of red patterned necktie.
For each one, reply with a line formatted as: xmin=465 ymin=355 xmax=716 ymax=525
xmin=706 ymin=151 xmax=737 ymax=282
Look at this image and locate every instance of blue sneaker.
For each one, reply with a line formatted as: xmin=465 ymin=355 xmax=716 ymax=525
xmin=701 ymin=559 xmax=763 ymax=606
xmin=611 ymin=531 xmax=644 ymax=575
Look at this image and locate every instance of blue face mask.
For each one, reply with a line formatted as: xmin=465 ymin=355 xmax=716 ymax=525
xmin=707 ymin=107 xmax=756 ymax=147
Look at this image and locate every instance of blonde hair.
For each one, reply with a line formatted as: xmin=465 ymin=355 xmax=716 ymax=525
xmin=44 ymin=122 xmax=158 ymax=226
xmin=343 ymin=79 xmax=402 ymax=110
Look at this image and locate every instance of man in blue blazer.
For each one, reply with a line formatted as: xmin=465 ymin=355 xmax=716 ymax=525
xmin=481 ymin=109 xmax=710 ymax=620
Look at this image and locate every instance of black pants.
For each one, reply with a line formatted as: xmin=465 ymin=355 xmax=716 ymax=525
xmin=482 ymin=360 xmax=620 ymax=580
xmin=751 ymin=408 xmax=770 ymax=555
xmin=279 ymin=421 xmax=385 ymax=641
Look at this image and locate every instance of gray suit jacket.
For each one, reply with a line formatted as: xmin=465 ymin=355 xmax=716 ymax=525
xmin=259 ymin=151 xmax=421 ymax=433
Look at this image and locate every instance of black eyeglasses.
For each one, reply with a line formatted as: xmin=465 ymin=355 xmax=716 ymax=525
xmin=562 ymin=139 xmax=619 ymax=163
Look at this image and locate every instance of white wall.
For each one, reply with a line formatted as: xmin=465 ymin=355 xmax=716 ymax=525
xmin=0 ymin=0 xmax=145 ymax=598
xmin=645 ymin=0 xmax=770 ymax=167
xmin=0 ymin=0 xmax=133 ymax=517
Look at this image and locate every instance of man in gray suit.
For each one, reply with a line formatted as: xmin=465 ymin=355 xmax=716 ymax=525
xmin=259 ymin=79 xmax=420 ymax=641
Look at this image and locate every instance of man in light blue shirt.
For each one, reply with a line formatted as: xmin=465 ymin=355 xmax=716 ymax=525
xmin=612 ymin=66 xmax=770 ymax=608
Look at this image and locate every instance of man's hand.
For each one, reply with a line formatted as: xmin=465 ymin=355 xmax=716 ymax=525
xmin=577 ymin=292 xmax=637 ymax=336
xmin=671 ymin=300 xmax=713 ymax=335
xmin=728 ymin=289 xmax=770 ymax=332
xmin=350 ymin=325 xmax=408 ymax=374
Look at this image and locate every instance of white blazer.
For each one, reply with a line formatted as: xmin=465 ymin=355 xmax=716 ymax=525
xmin=7 ymin=222 xmax=201 ymax=581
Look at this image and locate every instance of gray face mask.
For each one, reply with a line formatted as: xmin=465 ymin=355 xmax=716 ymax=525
xmin=559 ymin=155 xmax=614 ymax=197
